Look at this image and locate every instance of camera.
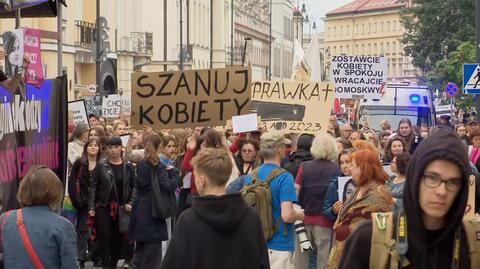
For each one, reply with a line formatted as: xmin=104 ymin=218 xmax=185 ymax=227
xmin=293 ymin=205 xmax=312 ymax=252
xmin=295 ymin=220 xmax=312 ymax=252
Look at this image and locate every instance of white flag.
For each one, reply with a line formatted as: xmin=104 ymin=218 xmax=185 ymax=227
xmin=292 ymin=39 xmax=305 ymax=73
xmin=303 ymin=33 xmax=321 ymax=82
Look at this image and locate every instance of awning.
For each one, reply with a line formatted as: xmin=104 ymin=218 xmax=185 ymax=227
xmin=0 ymin=0 xmax=67 ymax=18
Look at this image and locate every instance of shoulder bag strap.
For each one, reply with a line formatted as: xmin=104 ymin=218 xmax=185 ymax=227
xmin=16 ymin=209 xmax=45 ymax=269
xmin=370 ymin=212 xmax=394 ymax=269
xmin=0 ymin=211 xmax=11 ymax=243
xmin=265 ymin=168 xmax=286 ymax=185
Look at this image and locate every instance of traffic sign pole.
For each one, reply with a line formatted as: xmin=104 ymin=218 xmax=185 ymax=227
xmin=451 ymin=96 xmax=454 ymax=125
xmin=476 ymin=0 xmax=480 ymax=118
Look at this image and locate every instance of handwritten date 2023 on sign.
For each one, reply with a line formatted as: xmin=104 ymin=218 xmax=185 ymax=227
xmin=251 ymin=81 xmax=336 ymax=134
xmin=131 ymin=66 xmax=251 ymax=129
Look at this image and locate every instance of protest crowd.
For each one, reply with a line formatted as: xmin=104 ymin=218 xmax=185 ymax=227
xmin=2 ymin=99 xmax=480 ymax=269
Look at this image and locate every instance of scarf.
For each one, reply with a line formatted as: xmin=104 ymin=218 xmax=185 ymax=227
xmin=469 ymin=147 xmax=480 ymax=165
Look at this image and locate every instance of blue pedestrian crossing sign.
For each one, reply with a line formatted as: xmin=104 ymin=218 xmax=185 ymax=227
xmin=463 ymin=64 xmax=480 ymax=94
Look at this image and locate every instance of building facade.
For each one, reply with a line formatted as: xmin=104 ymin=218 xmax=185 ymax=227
xmin=270 ymin=0 xmax=295 ymax=80
xmin=0 ymin=0 xmax=231 ymax=101
xmin=230 ymin=0 xmax=271 ymax=80
xmin=323 ymin=0 xmax=418 ymax=81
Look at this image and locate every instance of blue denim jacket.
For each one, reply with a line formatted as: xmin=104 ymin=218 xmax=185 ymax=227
xmin=1 ymin=206 xmax=78 ymax=269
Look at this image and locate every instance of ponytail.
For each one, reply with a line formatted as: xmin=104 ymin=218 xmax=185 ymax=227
xmin=144 ymin=133 xmax=162 ymax=166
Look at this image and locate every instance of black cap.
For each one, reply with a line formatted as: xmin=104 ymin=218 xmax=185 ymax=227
xmin=107 ymin=136 xmax=122 ymax=146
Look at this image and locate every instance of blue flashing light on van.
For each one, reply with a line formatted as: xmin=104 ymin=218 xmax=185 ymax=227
xmin=409 ymin=94 xmax=420 ymax=104
xmin=357 ymin=82 xmax=436 ymax=129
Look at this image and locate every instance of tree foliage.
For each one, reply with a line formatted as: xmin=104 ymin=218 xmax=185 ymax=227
xmin=401 ymin=0 xmax=476 ymax=109
xmin=426 ymin=42 xmax=476 ymax=108
xmin=400 ymin=0 xmax=475 ymax=74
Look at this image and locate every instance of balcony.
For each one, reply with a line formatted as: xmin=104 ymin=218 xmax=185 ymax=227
xmin=131 ymin=32 xmax=153 ymax=55
xmin=75 ymin=20 xmax=95 ymax=49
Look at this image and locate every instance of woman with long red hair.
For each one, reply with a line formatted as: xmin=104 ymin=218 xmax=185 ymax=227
xmin=326 ymin=150 xmax=393 ymax=269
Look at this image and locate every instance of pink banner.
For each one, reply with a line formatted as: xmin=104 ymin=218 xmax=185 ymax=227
xmin=23 ymin=27 xmax=44 ymax=88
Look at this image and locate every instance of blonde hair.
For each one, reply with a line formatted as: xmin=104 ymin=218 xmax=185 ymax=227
xmin=191 ymin=148 xmax=233 ymax=187
xmin=310 ymin=133 xmax=338 ymax=161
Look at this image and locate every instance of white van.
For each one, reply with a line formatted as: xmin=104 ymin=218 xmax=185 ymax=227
xmin=357 ymin=82 xmax=436 ymax=130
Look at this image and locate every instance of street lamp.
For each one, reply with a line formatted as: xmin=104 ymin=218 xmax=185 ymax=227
xmin=242 ymin=37 xmax=252 ymax=66
xmin=301 ymin=3 xmax=306 ymax=15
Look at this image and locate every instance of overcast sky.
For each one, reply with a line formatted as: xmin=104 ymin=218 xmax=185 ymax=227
xmin=302 ymin=0 xmax=353 ymax=32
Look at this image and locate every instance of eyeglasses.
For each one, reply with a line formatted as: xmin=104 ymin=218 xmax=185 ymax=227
xmin=422 ymin=174 xmax=462 ymax=192
xmin=242 ymin=149 xmax=255 ymax=153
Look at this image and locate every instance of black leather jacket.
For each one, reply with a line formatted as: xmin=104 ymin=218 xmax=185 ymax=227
xmin=88 ymin=159 xmax=137 ymax=211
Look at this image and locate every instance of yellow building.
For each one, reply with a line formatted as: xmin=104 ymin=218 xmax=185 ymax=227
xmin=323 ymin=0 xmax=419 ymax=81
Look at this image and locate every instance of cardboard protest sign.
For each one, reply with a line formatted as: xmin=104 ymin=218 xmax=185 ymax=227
xmin=131 ymin=67 xmax=251 ymax=129
xmin=338 ymin=177 xmax=355 ymax=202
xmin=23 ymin=27 xmax=44 ymax=88
xmin=121 ymin=91 xmax=131 ymax=115
xmin=331 ymin=55 xmax=387 ymax=99
xmin=465 ymin=175 xmax=476 ymax=217
xmin=251 ymin=81 xmax=335 ymax=134
xmin=84 ymin=95 xmax=103 ymax=117
xmin=232 ymin=113 xmax=258 ymax=134
xmin=68 ymin=100 xmax=89 ymax=126
xmin=102 ymin=94 xmax=122 ymax=118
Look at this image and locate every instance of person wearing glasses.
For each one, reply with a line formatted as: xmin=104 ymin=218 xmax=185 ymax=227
xmin=234 ymin=138 xmax=260 ymax=176
xmin=338 ymin=128 xmax=474 ymax=269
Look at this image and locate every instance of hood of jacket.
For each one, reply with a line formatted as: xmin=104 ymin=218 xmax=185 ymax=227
xmin=404 ymin=128 xmax=470 ymax=248
xmin=192 ymin=193 xmax=248 ymax=233
xmin=289 ymin=149 xmax=314 ymax=162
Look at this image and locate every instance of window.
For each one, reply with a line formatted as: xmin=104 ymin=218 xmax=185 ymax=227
xmin=381 ymin=22 xmax=384 ymax=32
xmin=340 ymin=46 xmax=343 ymax=54
xmin=355 ymin=44 xmax=359 ymax=54
xmin=387 ymin=21 xmax=390 ymax=32
xmin=368 ymin=23 xmax=371 ymax=33
xmin=380 ymin=43 xmax=384 ymax=54
xmin=374 ymin=43 xmax=377 ymax=54
xmin=362 ymin=24 xmax=365 ymax=33
xmin=346 ymin=45 xmax=350 ymax=54
xmin=334 ymin=26 xmax=336 ymax=35
xmin=356 ymin=24 xmax=359 ymax=34
xmin=368 ymin=44 xmax=371 ymax=54
xmin=347 ymin=25 xmax=350 ymax=35
xmin=386 ymin=42 xmax=390 ymax=53
xmin=393 ymin=21 xmax=397 ymax=31
xmin=340 ymin=26 xmax=343 ymax=36
xmin=374 ymin=23 xmax=377 ymax=33
xmin=362 ymin=44 xmax=365 ymax=54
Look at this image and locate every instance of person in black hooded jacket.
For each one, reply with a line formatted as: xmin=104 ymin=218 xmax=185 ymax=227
xmin=161 ymin=148 xmax=269 ymax=269
xmin=337 ymin=128 xmax=473 ymax=269
xmin=283 ymin=134 xmax=314 ymax=178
